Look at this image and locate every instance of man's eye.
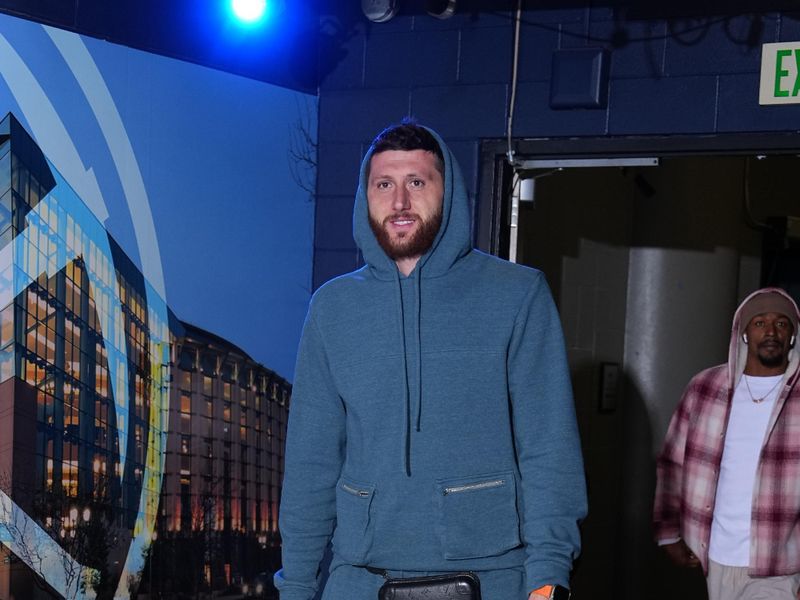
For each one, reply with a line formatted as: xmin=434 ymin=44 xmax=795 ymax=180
xmin=376 ymin=181 xmax=391 ymax=189
xmin=409 ymin=179 xmax=424 ymax=188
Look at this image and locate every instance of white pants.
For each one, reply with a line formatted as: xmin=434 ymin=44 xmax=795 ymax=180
xmin=707 ymin=560 xmax=800 ymax=600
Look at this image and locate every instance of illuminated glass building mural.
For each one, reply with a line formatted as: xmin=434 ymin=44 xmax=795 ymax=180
xmin=0 ymin=114 xmax=290 ymax=599
xmin=151 ymin=323 xmax=289 ymax=596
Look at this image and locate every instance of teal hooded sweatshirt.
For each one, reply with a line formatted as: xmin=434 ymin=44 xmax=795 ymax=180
xmin=276 ymin=128 xmax=587 ymax=600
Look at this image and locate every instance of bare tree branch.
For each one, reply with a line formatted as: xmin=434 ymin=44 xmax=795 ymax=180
xmin=0 ymin=472 xmax=117 ymax=599
xmin=288 ymin=94 xmax=318 ymax=202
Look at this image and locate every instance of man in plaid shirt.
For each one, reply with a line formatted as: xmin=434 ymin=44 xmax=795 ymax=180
xmin=654 ymin=287 xmax=800 ymax=600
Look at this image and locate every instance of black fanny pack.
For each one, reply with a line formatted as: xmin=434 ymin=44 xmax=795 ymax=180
xmin=366 ymin=567 xmax=482 ymax=600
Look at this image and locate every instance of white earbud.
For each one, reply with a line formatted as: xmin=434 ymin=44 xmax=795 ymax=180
xmin=742 ymin=333 xmax=749 ymax=344
xmin=791 ymin=335 xmax=796 ymax=347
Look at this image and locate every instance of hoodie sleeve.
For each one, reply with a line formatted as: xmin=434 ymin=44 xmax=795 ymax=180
xmin=653 ymin=384 xmax=693 ymax=543
xmin=275 ymin=306 xmax=346 ymax=600
xmin=507 ymin=273 xmax=587 ymax=592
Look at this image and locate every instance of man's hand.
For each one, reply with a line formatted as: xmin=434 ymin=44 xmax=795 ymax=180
xmin=661 ymin=539 xmax=701 ymax=568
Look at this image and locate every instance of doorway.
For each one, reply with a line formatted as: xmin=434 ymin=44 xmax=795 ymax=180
xmin=478 ymin=140 xmax=800 ymax=600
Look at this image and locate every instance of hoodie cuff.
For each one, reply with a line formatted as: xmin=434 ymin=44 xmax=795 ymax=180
xmin=525 ymin=560 xmax=571 ymax=594
xmin=274 ymin=568 xmax=317 ymax=600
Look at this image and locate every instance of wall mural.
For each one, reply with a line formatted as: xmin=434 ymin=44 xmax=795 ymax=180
xmin=0 ymin=11 xmax=315 ymax=599
xmin=0 ymin=130 xmax=171 ymax=598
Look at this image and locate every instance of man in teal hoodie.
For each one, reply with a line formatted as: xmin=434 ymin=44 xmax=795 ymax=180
xmin=276 ymin=121 xmax=586 ymax=600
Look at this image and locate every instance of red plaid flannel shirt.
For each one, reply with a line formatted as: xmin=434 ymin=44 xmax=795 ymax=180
xmin=653 ymin=363 xmax=800 ymax=576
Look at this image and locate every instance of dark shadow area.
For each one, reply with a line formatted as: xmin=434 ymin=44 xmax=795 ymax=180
xmin=320 ymin=0 xmax=798 ymax=17
xmin=613 ymin=373 xmax=707 ymax=600
xmin=482 ymin=153 xmax=800 ymax=274
xmin=557 ymin=342 xmax=711 ymax=599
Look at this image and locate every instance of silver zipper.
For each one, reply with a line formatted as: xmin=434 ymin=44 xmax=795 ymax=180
xmin=342 ymin=483 xmax=370 ymax=497
xmin=443 ymin=479 xmax=505 ymax=496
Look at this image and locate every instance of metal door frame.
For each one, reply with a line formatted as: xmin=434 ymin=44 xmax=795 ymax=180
xmin=476 ymin=132 xmax=800 ymax=259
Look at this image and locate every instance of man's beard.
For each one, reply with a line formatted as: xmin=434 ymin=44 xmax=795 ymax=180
xmin=370 ymin=209 xmax=443 ymax=261
xmin=758 ymin=347 xmax=788 ymax=368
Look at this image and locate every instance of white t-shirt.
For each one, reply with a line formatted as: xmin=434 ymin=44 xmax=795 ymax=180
xmin=708 ymin=374 xmax=782 ymax=566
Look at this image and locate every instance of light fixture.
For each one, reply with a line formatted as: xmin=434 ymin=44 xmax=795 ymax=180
xmin=362 ymin=0 xmax=398 ymax=22
xmin=426 ymin=0 xmax=456 ymax=19
xmin=231 ymin=0 xmax=267 ymax=23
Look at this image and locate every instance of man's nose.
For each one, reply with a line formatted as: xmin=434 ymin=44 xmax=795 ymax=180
xmin=392 ymin=188 xmax=411 ymax=211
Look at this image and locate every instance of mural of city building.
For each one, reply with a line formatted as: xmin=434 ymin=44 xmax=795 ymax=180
xmin=152 ymin=322 xmax=288 ymax=596
xmin=0 ymin=113 xmax=290 ymax=599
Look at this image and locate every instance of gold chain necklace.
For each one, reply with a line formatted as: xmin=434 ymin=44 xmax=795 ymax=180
xmin=743 ymin=375 xmax=782 ymax=404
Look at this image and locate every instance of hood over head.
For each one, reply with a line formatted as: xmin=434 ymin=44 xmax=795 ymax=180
xmin=728 ymin=287 xmax=800 ymax=386
xmin=738 ymin=290 xmax=799 ymax=336
xmin=352 ymin=124 xmax=471 ymax=279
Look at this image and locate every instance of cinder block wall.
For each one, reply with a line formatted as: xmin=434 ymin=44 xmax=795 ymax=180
xmin=315 ymin=3 xmax=800 ymax=288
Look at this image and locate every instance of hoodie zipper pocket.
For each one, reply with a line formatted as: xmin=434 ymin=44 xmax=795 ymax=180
xmin=341 ymin=483 xmax=371 ymax=498
xmin=443 ymin=478 xmax=505 ymax=496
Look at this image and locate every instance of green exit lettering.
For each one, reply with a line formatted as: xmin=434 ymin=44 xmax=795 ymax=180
xmin=774 ymin=48 xmax=800 ymax=97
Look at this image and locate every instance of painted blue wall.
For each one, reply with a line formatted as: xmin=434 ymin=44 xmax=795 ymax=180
xmin=313 ymin=6 xmax=800 ymax=289
xmin=0 ymin=13 xmax=316 ymax=380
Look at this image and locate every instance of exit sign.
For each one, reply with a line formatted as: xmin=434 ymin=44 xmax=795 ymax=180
xmin=760 ymin=42 xmax=800 ymax=104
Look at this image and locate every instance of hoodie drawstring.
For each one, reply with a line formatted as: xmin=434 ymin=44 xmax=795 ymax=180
xmin=396 ymin=269 xmax=412 ymax=477
xmin=397 ymin=269 xmax=424 ymax=477
xmin=414 ymin=274 xmax=422 ymax=433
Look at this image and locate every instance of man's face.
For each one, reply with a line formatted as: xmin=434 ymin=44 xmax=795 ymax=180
xmin=744 ymin=312 xmax=794 ymax=368
xmin=367 ymin=149 xmax=444 ymax=261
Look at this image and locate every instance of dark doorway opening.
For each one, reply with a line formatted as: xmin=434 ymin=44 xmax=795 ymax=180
xmin=477 ymin=134 xmax=800 ymax=600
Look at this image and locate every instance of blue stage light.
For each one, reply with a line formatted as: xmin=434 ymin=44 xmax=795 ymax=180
xmin=231 ymin=0 xmax=267 ymax=24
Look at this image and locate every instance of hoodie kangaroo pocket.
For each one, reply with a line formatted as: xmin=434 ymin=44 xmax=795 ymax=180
xmin=332 ymin=477 xmax=376 ymax=562
xmin=436 ymin=471 xmax=521 ymax=559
